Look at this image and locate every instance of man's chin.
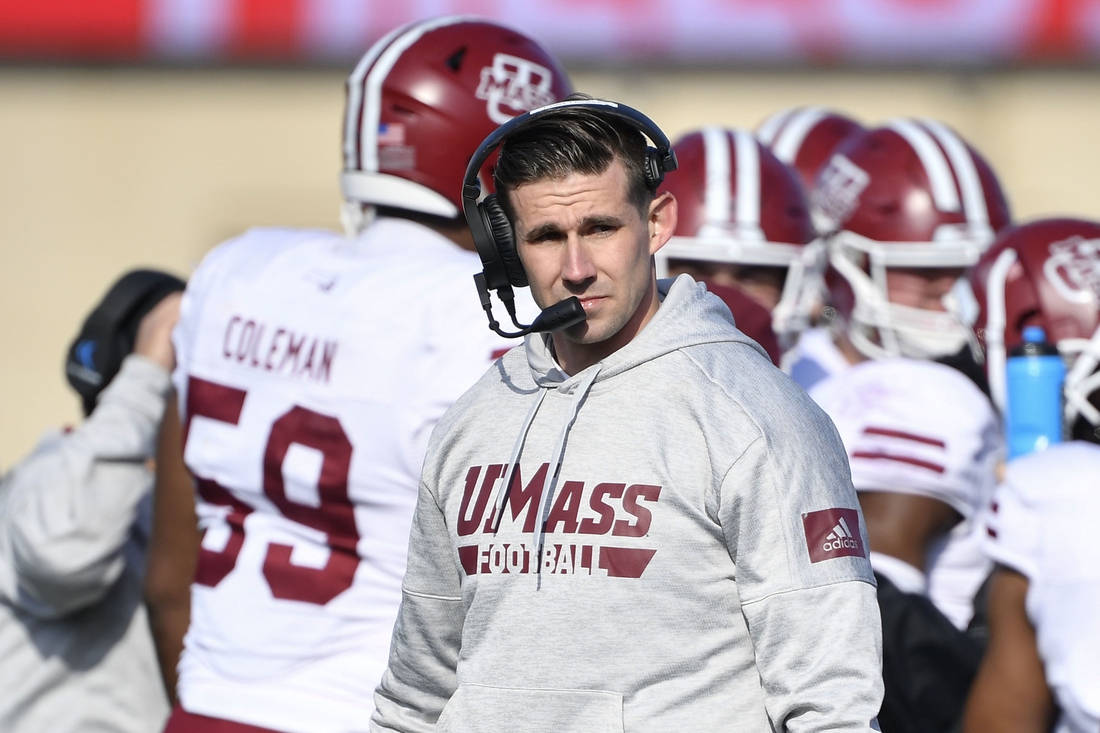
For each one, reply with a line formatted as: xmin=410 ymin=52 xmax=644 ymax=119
xmin=558 ymin=318 xmax=617 ymax=345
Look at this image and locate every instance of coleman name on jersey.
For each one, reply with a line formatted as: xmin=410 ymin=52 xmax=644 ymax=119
xmin=222 ymin=314 xmax=338 ymax=384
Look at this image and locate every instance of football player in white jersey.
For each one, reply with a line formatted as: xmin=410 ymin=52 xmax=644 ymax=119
xmin=654 ymin=126 xmax=824 ymax=353
xmin=965 ymin=219 xmax=1100 ymax=733
xmin=143 ymin=18 xmax=572 ymax=733
xmin=802 ymin=121 xmax=1011 ymax=623
xmin=802 ymin=121 xmax=1012 ymax=732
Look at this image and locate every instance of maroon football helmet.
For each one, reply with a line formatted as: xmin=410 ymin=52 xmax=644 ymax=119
xmin=971 ymin=218 xmax=1100 ymax=440
xmin=340 ymin=17 xmax=572 ymax=233
xmin=656 ymin=127 xmax=821 ymax=342
xmin=815 ymin=118 xmax=1012 ymax=360
xmin=756 ymin=107 xmax=865 ymax=194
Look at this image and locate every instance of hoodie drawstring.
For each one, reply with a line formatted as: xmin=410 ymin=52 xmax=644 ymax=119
xmin=490 ymin=388 xmax=548 ymax=533
xmin=533 ymin=365 xmax=601 ymax=587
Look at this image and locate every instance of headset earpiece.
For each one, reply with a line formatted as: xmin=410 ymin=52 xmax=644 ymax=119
xmin=480 ymin=194 xmax=527 ymax=288
xmin=644 ymin=147 xmax=665 ymax=189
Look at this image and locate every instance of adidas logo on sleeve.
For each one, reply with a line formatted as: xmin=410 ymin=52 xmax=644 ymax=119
xmin=802 ymin=508 xmax=866 ymax=563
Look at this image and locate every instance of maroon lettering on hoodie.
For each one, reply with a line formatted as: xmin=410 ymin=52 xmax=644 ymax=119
xmin=456 ymin=465 xmax=663 ymax=579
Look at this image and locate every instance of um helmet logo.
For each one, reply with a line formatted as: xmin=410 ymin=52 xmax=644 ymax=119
xmin=812 ymin=154 xmax=870 ymax=234
xmin=475 ymin=53 xmax=556 ymax=125
xmin=1044 ymin=236 xmax=1100 ymax=306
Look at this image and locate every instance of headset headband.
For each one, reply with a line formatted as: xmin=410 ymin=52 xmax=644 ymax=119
xmin=462 ymin=99 xmax=677 ymax=339
xmin=461 ymin=99 xmax=677 ymax=271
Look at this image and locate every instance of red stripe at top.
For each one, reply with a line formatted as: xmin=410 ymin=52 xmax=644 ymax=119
xmin=227 ymin=0 xmax=303 ymax=59
xmin=0 ymin=0 xmax=142 ymax=59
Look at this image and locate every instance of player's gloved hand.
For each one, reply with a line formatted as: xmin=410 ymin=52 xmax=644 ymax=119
xmin=134 ymin=292 xmax=182 ymax=372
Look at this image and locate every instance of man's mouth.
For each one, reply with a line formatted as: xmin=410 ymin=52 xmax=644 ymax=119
xmin=577 ymin=296 xmax=606 ymax=311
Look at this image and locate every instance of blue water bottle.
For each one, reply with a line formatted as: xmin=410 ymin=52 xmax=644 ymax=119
xmin=1005 ymin=326 xmax=1066 ymax=459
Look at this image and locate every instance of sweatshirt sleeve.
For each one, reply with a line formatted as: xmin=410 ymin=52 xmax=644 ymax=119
xmin=719 ymin=401 xmax=884 ymax=733
xmin=371 ymin=477 xmax=465 ymax=732
xmin=0 ymin=354 xmax=170 ymax=618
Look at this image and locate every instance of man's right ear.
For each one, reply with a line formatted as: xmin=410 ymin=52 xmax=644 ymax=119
xmin=649 ymin=191 xmax=678 ymax=255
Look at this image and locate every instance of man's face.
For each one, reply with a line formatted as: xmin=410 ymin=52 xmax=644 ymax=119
xmin=509 ymin=158 xmax=673 ymax=349
xmin=885 ymin=267 xmax=964 ymax=311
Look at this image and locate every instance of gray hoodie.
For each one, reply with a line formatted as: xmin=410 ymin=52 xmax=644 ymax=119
xmin=372 ymin=275 xmax=883 ymax=733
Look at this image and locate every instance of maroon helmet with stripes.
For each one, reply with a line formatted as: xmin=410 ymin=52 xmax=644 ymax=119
xmin=340 ymin=17 xmax=572 ymax=230
xmin=756 ymin=106 xmax=865 ymax=194
xmin=815 ymin=119 xmax=1012 ymax=360
xmin=971 ymin=218 xmax=1100 ymax=440
xmin=655 ymin=127 xmax=821 ymax=342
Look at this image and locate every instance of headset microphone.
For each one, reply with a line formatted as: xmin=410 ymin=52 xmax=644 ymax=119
xmin=473 ymin=273 xmax=586 ymax=338
xmin=462 ymin=98 xmax=677 ymax=340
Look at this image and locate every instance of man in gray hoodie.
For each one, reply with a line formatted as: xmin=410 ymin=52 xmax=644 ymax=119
xmin=371 ymin=100 xmax=883 ymax=733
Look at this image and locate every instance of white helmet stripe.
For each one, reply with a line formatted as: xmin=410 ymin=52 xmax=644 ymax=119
xmin=984 ymin=247 xmax=1019 ymax=413
xmin=734 ymin=129 xmax=765 ymax=240
xmin=920 ymin=118 xmax=991 ymax=236
xmin=771 ymin=106 xmax=827 ymax=165
xmin=887 ymin=118 xmax=961 ymax=214
xmin=755 ymin=107 xmax=795 ymax=147
xmin=356 ymin=15 xmax=475 ymax=174
xmin=343 ymin=22 xmax=408 ymax=171
xmin=702 ymin=127 xmax=731 ymax=228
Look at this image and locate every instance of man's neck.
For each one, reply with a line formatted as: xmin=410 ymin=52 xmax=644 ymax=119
xmin=376 ymin=207 xmax=477 ymax=252
xmin=428 ymin=223 xmax=477 ymax=252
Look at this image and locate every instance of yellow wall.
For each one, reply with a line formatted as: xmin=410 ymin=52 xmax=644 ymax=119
xmin=2 ymin=66 xmax=1099 ymax=468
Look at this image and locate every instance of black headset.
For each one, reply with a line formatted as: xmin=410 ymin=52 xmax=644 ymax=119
xmin=65 ymin=269 xmax=186 ymax=415
xmin=461 ymin=98 xmax=678 ymax=338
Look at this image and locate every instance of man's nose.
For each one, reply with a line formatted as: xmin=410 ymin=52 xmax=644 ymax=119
xmin=561 ymin=236 xmax=596 ymax=285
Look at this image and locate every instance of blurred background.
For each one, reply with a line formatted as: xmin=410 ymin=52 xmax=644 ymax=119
xmin=3 ymin=0 xmax=1100 ymax=468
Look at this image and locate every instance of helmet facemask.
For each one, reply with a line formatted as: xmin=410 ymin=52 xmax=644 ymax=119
xmin=830 ymin=229 xmax=984 ymax=360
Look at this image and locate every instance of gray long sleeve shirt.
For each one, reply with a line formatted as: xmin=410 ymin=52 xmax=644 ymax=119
xmin=0 ymin=355 xmax=172 ymax=733
xmin=372 ymin=276 xmax=883 ymax=733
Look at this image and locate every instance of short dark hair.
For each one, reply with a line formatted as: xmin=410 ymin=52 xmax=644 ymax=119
xmin=493 ymin=95 xmax=655 ymax=223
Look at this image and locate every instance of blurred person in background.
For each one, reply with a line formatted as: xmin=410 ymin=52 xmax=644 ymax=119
xmin=786 ymin=119 xmax=1011 ymax=391
xmin=142 ymin=17 xmax=572 ymax=733
xmin=755 ymin=107 xmax=866 ymax=365
xmin=965 ymin=218 xmax=1100 ymax=733
xmin=756 ymin=106 xmax=867 ymax=196
xmin=803 ymin=120 xmax=1011 ymax=733
xmin=0 ymin=270 xmax=183 ymax=733
xmin=655 ymin=126 xmax=820 ymax=361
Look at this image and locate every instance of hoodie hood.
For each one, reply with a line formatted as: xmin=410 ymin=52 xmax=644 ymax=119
xmin=498 ymin=274 xmax=770 ymax=581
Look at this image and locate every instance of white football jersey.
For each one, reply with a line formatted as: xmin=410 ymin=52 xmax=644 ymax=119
xmin=810 ymin=359 xmax=1003 ymax=628
xmin=172 ymin=219 xmax=531 ymax=733
xmin=984 ymin=443 xmax=1100 ymax=733
xmin=783 ymin=326 xmax=851 ymax=392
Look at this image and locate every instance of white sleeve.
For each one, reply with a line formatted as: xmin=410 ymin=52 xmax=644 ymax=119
xmin=0 ymin=355 xmax=170 ymax=618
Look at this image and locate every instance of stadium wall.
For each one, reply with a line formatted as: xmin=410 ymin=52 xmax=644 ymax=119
xmin=2 ymin=66 xmax=1098 ymax=467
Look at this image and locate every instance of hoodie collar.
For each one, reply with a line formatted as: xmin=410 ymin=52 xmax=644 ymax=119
xmin=523 ymin=274 xmax=763 ymax=390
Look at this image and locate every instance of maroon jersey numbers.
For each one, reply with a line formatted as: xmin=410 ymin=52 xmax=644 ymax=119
xmin=184 ymin=376 xmax=360 ymax=605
